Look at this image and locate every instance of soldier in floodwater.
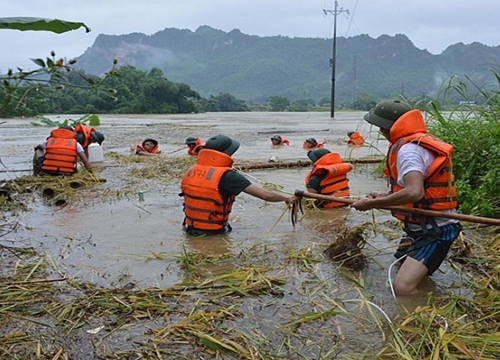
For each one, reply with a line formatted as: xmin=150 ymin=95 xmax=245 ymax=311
xmin=180 ymin=134 xmax=293 ymax=236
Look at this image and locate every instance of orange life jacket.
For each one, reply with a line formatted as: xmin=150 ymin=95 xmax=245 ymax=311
xmin=386 ymin=109 xmax=458 ymax=225
xmin=74 ymin=124 xmax=96 ymax=149
xmin=305 ymin=152 xmax=353 ymax=208
xmin=41 ymin=128 xmax=78 ymax=175
xmin=302 ymin=141 xmax=324 ymax=149
xmin=180 ymin=149 xmax=236 ymax=232
xmin=187 ymin=138 xmax=205 ymax=155
xmin=347 ymin=132 xmax=365 ymax=146
xmin=136 ymin=144 xmax=160 ymax=154
xmin=271 ymin=135 xmax=290 ymax=146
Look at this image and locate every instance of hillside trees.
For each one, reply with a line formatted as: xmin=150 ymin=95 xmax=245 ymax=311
xmin=3 ymin=65 xmax=202 ymax=116
xmin=197 ymin=92 xmax=250 ymax=112
xmin=3 ymin=62 xmax=256 ymax=115
xmin=125 ymin=68 xmax=199 ymax=114
xmin=268 ymin=95 xmax=290 ymax=111
xmin=99 ymin=66 xmax=200 ymax=114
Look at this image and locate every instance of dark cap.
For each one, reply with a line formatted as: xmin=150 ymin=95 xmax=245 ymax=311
xmin=305 ymin=138 xmax=317 ymax=146
xmin=185 ymin=137 xmax=197 ymax=145
xmin=204 ymin=134 xmax=240 ymax=156
xmin=307 ymin=148 xmax=331 ymax=163
xmin=364 ymin=100 xmax=412 ymax=130
xmin=347 ymin=131 xmax=355 ymax=137
xmin=142 ymin=138 xmax=158 ymax=147
xmin=270 ymin=135 xmax=280 ymax=142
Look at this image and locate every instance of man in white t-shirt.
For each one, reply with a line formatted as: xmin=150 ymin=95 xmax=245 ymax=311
xmin=352 ymin=100 xmax=462 ymax=296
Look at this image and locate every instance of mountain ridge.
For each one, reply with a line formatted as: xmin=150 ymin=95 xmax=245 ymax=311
xmin=75 ymin=26 xmax=500 ymax=105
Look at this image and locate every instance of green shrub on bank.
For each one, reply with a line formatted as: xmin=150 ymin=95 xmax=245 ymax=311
xmin=424 ymin=70 xmax=500 ymax=218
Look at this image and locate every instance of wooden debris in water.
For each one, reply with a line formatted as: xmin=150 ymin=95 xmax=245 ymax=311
xmin=234 ymin=157 xmax=384 ymax=171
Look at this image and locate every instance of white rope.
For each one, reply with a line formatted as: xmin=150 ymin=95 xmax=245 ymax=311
xmin=342 ymin=299 xmax=450 ymax=333
xmin=435 ymin=314 xmax=449 ymax=333
xmin=342 ymin=299 xmax=392 ymax=324
xmin=388 ymin=254 xmax=407 ymax=299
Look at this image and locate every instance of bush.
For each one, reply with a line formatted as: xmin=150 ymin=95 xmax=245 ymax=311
xmin=424 ymin=69 xmax=500 ymax=217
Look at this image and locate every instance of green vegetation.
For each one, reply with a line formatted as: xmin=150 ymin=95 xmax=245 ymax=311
xmin=1 ymin=64 xmax=258 ymax=117
xmin=3 ymin=64 xmax=336 ymax=117
xmin=30 ymin=113 xmax=101 ymax=128
xmin=0 ymin=17 xmax=118 ymax=118
xmin=268 ymin=95 xmax=290 ymax=111
xmin=423 ymin=68 xmax=500 ymax=218
xmin=197 ymin=92 xmax=250 ymax=111
xmin=0 ymin=17 xmax=90 ymax=33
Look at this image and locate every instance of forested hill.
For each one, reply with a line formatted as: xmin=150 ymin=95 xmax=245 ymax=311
xmin=75 ymin=25 xmax=500 ymax=105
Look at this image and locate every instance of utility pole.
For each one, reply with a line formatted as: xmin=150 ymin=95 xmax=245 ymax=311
xmin=323 ymin=1 xmax=349 ymax=118
xmin=352 ymin=53 xmax=357 ymax=106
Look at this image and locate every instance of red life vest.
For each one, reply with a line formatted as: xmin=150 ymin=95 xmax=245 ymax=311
xmin=347 ymin=132 xmax=365 ymax=146
xmin=136 ymin=144 xmax=160 ymax=154
xmin=271 ymin=135 xmax=290 ymax=146
xmin=180 ymin=149 xmax=236 ymax=232
xmin=305 ymin=152 xmax=353 ymax=208
xmin=187 ymin=138 xmax=205 ymax=155
xmin=386 ymin=110 xmax=458 ymax=224
xmin=41 ymin=128 xmax=78 ymax=175
xmin=74 ymin=124 xmax=96 ymax=149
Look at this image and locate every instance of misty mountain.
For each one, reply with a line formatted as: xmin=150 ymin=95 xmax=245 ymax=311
xmin=75 ymin=26 xmax=500 ymax=105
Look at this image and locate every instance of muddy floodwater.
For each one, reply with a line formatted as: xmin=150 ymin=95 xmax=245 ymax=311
xmin=0 ymin=112 xmax=467 ymax=358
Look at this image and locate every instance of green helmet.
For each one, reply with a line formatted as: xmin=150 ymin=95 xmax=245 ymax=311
xmin=307 ymin=148 xmax=331 ymax=163
xmin=305 ymin=138 xmax=317 ymax=146
xmin=91 ymin=131 xmax=105 ymax=145
xmin=364 ymin=100 xmax=412 ymax=130
xmin=204 ymin=134 xmax=240 ymax=156
xmin=185 ymin=137 xmax=197 ymax=145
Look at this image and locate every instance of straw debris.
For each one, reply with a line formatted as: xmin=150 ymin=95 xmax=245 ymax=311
xmin=323 ymin=224 xmax=367 ymax=270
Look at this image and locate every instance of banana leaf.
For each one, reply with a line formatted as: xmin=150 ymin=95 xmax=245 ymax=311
xmin=0 ymin=17 xmax=90 ymax=34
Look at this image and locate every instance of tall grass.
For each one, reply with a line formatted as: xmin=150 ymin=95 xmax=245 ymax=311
xmin=421 ymin=67 xmax=500 ymax=218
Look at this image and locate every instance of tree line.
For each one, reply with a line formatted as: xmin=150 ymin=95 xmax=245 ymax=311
xmin=2 ymin=64 xmax=384 ymax=118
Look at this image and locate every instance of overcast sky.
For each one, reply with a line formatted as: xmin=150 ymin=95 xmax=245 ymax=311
xmin=2 ymin=0 xmax=500 ymax=72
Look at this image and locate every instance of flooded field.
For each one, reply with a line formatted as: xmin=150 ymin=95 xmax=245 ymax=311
xmin=0 ymin=112 xmax=473 ymax=358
